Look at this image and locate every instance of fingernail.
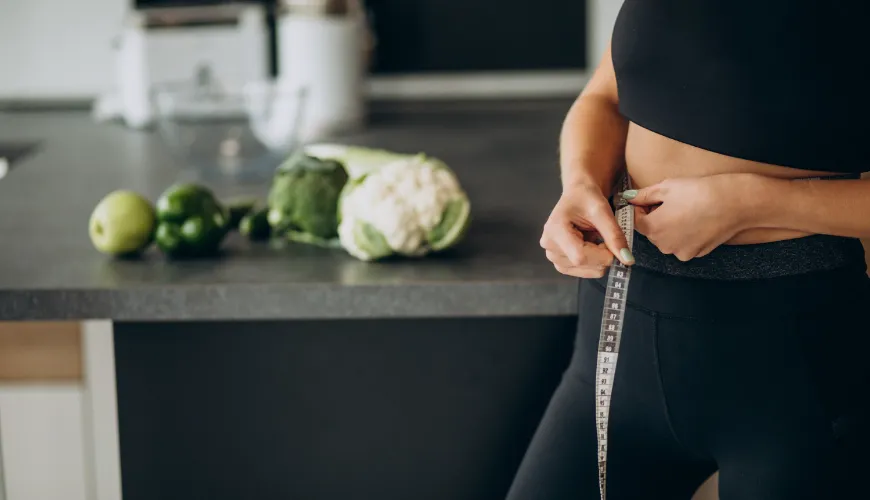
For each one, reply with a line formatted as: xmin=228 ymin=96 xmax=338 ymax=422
xmin=620 ymin=190 xmax=638 ymax=200
xmin=620 ymin=248 xmax=635 ymax=265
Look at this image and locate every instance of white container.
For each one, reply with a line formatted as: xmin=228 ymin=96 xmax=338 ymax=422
xmin=276 ymin=1 xmax=369 ymax=141
xmin=116 ymin=4 xmax=269 ymax=129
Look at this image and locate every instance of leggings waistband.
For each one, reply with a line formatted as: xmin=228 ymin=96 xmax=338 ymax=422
xmin=632 ymin=232 xmax=866 ymax=281
xmin=591 ymin=263 xmax=870 ymax=320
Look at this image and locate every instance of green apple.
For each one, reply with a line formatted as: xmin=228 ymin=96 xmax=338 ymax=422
xmin=89 ymin=190 xmax=156 ymax=256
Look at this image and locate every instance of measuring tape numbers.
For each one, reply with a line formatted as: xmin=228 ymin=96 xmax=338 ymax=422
xmin=595 ymin=175 xmax=635 ymax=500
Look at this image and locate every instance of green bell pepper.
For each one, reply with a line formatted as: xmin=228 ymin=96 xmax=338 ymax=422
xmin=154 ymin=183 xmax=229 ymax=258
xmin=239 ymin=207 xmax=271 ymax=241
xmin=225 ymin=197 xmax=259 ymax=230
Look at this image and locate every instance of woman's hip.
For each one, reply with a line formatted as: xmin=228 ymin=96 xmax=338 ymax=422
xmin=573 ymin=269 xmax=870 ymax=464
xmin=571 ymin=264 xmax=870 ymax=391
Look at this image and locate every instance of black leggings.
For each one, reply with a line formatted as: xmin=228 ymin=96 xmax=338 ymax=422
xmin=506 ymin=265 xmax=870 ymax=500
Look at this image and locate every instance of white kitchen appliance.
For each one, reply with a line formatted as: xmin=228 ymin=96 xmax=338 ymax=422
xmin=276 ymin=0 xmax=372 ymax=141
xmin=114 ymin=3 xmax=269 ymax=129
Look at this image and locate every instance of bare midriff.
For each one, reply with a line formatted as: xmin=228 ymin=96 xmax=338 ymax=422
xmin=624 ymin=123 xmax=845 ymax=245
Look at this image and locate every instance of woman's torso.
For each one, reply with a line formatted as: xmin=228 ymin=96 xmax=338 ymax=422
xmin=625 ymin=124 xmax=843 ymax=245
xmin=612 ymin=0 xmax=869 ymax=246
xmin=626 ymin=124 xmax=845 ymax=189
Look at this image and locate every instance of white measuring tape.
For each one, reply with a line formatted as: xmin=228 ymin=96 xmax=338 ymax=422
xmin=595 ymin=175 xmax=635 ymax=500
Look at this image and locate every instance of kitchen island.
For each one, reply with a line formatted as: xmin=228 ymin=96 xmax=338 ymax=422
xmin=0 ymin=101 xmax=581 ymax=500
xmin=0 ymin=101 xmax=578 ymax=321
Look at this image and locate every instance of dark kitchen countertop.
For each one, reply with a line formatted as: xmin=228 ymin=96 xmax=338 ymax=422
xmin=0 ymin=100 xmax=580 ymax=321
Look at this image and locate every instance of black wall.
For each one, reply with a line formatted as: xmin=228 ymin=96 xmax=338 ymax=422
xmin=114 ymin=317 xmax=577 ymax=500
xmin=133 ymin=0 xmax=588 ymax=74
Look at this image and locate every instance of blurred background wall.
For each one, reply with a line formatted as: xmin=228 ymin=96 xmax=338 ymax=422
xmin=0 ymin=0 xmax=127 ymax=100
xmin=0 ymin=0 xmax=593 ymax=102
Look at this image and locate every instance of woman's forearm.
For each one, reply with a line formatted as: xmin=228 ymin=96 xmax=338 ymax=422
xmin=747 ymin=175 xmax=870 ymax=239
xmin=559 ymin=94 xmax=629 ymax=197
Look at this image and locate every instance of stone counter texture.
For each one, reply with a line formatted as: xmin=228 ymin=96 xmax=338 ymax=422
xmin=0 ymin=101 xmax=578 ymax=320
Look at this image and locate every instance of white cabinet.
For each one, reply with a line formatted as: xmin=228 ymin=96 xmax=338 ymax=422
xmin=0 ymin=321 xmax=121 ymax=500
xmin=0 ymin=386 xmax=90 ymax=500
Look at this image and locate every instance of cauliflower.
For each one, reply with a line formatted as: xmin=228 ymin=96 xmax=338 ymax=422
xmin=334 ymin=153 xmax=471 ymax=261
xmin=266 ymin=152 xmax=348 ymax=244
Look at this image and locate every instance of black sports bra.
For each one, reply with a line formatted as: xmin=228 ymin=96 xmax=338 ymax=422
xmin=611 ymin=0 xmax=870 ymax=174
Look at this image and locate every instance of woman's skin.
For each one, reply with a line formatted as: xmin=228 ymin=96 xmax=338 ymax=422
xmin=542 ymin=43 xmax=870 ymax=278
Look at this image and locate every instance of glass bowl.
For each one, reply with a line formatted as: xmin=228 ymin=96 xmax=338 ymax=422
xmin=151 ymin=74 xmax=308 ymax=186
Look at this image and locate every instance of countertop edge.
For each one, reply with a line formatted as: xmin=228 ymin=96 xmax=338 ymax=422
xmin=0 ymin=281 xmax=580 ymax=321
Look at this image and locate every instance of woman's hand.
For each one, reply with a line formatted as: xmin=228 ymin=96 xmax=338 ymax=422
xmin=623 ymin=174 xmax=757 ymax=261
xmin=541 ymin=182 xmax=635 ymax=279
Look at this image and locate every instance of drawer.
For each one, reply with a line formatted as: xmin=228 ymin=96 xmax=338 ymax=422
xmin=0 ymin=322 xmax=82 ymax=383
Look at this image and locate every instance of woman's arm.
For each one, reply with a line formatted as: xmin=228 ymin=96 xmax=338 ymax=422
xmin=560 ymin=43 xmax=628 ymax=196
xmin=747 ymin=175 xmax=870 ymax=239
xmin=541 ymin=42 xmax=637 ymax=272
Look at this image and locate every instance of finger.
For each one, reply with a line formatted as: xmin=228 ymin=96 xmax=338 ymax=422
xmin=539 ymin=232 xmax=560 ymax=252
xmin=546 ymin=249 xmax=611 ymax=269
xmin=568 ymin=224 xmax=604 ymax=245
xmin=549 ymin=258 xmax=608 ymax=276
xmin=695 ymin=240 xmax=723 ymax=259
xmin=548 ymin=223 xmax=588 ymax=265
xmin=587 ymin=204 xmax=634 ymax=266
xmin=634 ymin=206 xmax=650 ymax=235
xmin=621 ymin=184 xmax=666 ymax=207
xmin=674 ymin=251 xmax=696 ymax=262
xmin=585 ymin=231 xmax=605 ymax=245
xmin=635 ymin=205 xmax=665 ymax=239
xmin=540 ymin=228 xmax=573 ymax=253
xmin=545 ymin=249 xmax=572 ymax=267
xmin=546 ymin=224 xmax=615 ymax=267
xmin=553 ymin=263 xmax=608 ymax=279
xmin=594 ymin=241 xmax=617 ymax=266
xmin=695 ymin=246 xmax=715 ymax=259
xmin=575 ymin=241 xmax=616 ymax=267
xmin=635 ymin=208 xmax=675 ymax=254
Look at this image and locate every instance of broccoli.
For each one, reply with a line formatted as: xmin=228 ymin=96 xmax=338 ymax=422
xmin=266 ymin=152 xmax=349 ymax=242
